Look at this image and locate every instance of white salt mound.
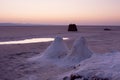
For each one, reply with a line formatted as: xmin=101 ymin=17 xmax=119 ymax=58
xmin=42 ymin=36 xmax=69 ymax=59
xmin=59 ymin=37 xmax=93 ymax=66
xmin=27 ymin=36 xmax=69 ymax=62
xmin=28 ymin=36 xmax=93 ymax=67
xmin=69 ymin=37 xmax=92 ymax=62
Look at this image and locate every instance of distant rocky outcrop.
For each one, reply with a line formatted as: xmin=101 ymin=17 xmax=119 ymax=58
xmin=104 ymin=28 xmax=111 ymax=31
xmin=68 ymin=24 xmax=78 ymax=31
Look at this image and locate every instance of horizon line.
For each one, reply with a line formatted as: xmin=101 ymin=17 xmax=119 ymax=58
xmin=0 ymin=22 xmax=120 ymax=27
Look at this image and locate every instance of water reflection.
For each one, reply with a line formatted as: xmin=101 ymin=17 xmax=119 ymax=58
xmin=0 ymin=38 xmax=69 ymax=45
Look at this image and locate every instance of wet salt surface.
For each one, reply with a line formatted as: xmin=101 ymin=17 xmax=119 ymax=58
xmin=0 ymin=37 xmax=69 ymax=45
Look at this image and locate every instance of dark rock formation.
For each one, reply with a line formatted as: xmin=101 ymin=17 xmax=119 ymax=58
xmin=104 ymin=28 xmax=111 ymax=31
xmin=68 ymin=24 xmax=78 ymax=31
xmin=63 ymin=74 xmax=110 ymax=80
xmin=70 ymin=74 xmax=83 ymax=80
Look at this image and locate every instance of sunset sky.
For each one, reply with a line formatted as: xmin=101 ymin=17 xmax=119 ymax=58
xmin=0 ymin=0 xmax=120 ymax=25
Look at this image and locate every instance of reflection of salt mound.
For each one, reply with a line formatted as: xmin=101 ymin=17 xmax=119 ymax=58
xmin=42 ymin=36 xmax=69 ymax=59
xmin=61 ymin=37 xmax=93 ymax=66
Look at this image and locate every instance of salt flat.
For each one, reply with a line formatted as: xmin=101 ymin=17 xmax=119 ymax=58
xmin=0 ymin=26 xmax=120 ymax=80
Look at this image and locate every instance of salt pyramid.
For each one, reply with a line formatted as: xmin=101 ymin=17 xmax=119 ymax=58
xmin=27 ymin=36 xmax=69 ymax=62
xmin=28 ymin=36 xmax=93 ymax=66
xmin=62 ymin=37 xmax=93 ymax=65
xmin=42 ymin=36 xmax=69 ymax=59
xmin=70 ymin=37 xmax=92 ymax=61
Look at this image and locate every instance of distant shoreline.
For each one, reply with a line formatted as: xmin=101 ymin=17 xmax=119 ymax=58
xmin=0 ymin=25 xmax=120 ymax=27
xmin=0 ymin=23 xmax=120 ymax=27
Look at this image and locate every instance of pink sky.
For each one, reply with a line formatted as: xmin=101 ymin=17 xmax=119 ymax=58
xmin=0 ymin=0 xmax=120 ymax=25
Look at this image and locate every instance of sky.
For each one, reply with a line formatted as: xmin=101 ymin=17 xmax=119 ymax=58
xmin=0 ymin=0 xmax=120 ymax=25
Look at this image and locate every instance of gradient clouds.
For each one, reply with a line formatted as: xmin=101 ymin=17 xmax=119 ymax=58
xmin=0 ymin=0 xmax=120 ymax=25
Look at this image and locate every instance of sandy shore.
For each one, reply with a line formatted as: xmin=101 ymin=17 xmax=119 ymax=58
xmin=0 ymin=26 xmax=120 ymax=80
